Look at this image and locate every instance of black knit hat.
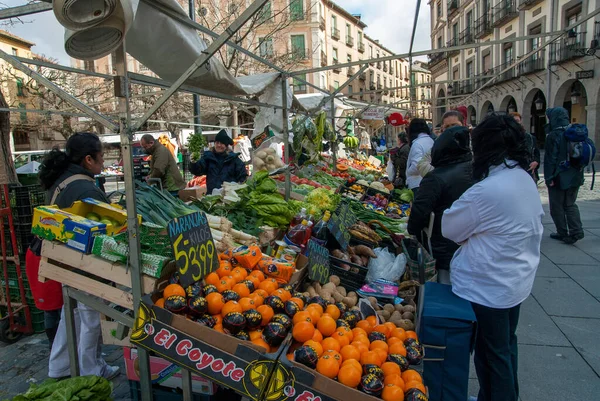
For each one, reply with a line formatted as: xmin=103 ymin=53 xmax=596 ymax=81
xmin=215 ymin=129 xmax=233 ymax=146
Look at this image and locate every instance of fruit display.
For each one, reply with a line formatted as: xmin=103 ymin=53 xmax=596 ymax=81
xmin=349 ymin=184 xmax=367 ymax=193
xmin=366 ymin=297 xmax=416 ymax=331
xmin=285 ymin=276 xmax=426 ymax=400
xmin=340 ymin=187 xmax=364 ymax=201
xmin=343 ymin=135 xmax=360 ymax=149
xmin=363 ymin=194 xmax=389 ymax=214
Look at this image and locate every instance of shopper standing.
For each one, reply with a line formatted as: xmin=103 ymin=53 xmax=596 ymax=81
xmin=442 ymin=114 xmax=543 ymax=401
xmin=140 ymin=134 xmax=186 ymax=197
xmin=29 ymin=132 xmax=120 ymax=379
xmin=386 ymin=132 xmax=410 ymax=188
xmin=405 ymin=118 xmax=434 ymax=195
xmin=408 ymin=125 xmax=474 ymax=284
xmin=544 ymin=107 xmax=585 ymax=244
xmin=190 ymin=129 xmax=248 ymax=194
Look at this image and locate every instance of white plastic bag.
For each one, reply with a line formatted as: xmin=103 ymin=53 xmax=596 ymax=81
xmin=366 ymin=247 xmax=407 ymax=283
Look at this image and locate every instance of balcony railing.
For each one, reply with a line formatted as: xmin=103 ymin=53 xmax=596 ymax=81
xmin=462 ymin=78 xmax=475 ymax=94
xmin=321 ymin=50 xmax=327 ymax=67
xmin=428 ymin=51 xmax=446 ymax=67
xmin=459 ymin=27 xmax=473 ymax=45
xmin=518 ymin=0 xmax=544 ymax=10
xmin=331 ymin=27 xmax=340 ymax=40
xmin=517 ymin=55 xmax=545 ymax=75
xmin=447 ymin=37 xmax=459 ymax=55
xmin=448 ymin=0 xmax=460 ymax=16
xmin=346 ymin=35 xmax=354 ymax=47
xmin=332 ymin=60 xmax=341 ymax=73
xmin=493 ymin=0 xmax=518 ymax=28
xmin=319 ymin=16 xmax=325 ymax=31
xmin=474 ymin=13 xmax=493 ymax=39
xmin=496 ymin=59 xmax=515 ymax=82
xmin=359 ymin=72 xmax=366 ymax=80
xmin=550 ymin=33 xmax=587 ymax=64
xmin=347 ymin=66 xmax=355 ymax=76
xmin=358 ymin=41 xmax=365 ymax=53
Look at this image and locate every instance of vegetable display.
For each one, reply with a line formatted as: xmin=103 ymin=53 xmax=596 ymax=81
xmin=8 ymin=376 xmax=113 ymax=401
xmin=253 ymin=147 xmax=285 ymax=172
xmin=305 ymin=188 xmax=341 ymax=213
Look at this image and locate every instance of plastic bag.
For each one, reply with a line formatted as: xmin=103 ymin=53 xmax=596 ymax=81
xmin=252 ymin=138 xmax=286 ymax=173
xmin=366 ymin=247 xmax=407 ymax=283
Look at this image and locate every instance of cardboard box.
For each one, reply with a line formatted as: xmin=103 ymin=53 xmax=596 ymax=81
xmin=63 ymin=198 xmax=141 ymax=236
xmin=124 ymin=347 xmax=216 ymax=396
xmin=179 ymin=186 xmax=207 ymax=202
xmin=32 ymin=206 xmax=106 ymax=253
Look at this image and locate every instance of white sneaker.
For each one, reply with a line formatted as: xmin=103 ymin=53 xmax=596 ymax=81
xmin=104 ymin=365 xmax=120 ymax=380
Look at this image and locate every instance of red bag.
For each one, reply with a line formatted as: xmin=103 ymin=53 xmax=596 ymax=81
xmin=25 ymin=249 xmax=63 ymax=311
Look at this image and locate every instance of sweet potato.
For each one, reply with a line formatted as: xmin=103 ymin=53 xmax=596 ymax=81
xmin=353 ymin=244 xmax=377 ymax=258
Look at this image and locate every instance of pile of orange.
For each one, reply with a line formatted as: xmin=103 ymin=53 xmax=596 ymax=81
xmin=289 ymin=312 xmax=425 ymax=399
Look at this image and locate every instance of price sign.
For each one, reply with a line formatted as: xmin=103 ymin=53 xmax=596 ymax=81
xmin=327 ymin=212 xmax=351 ymax=250
xmin=251 ymin=128 xmax=274 ymax=149
xmin=168 ymin=212 xmax=219 ymax=288
xmin=307 ymin=240 xmax=330 ymax=284
xmin=338 ymin=202 xmax=357 ymax=229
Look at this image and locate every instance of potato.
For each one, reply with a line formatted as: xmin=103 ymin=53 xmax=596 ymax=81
xmin=381 ymin=310 xmax=391 ymax=320
xmin=403 ymin=305 xmax=416 ymax=313
xmin=350 ymin=306 xmax=360 ymax=311
xmin=332 ymin=292 xmax=344 ymax=303
xmin=383 ymin=304 xmax=395 ymax=313
xmin=336 ymin=286 xmax=347 ymax=297
xmin=329 ymin=275 xmax=341 ymax=286
xmin=322 ymin=282 xmax=337 ymax=292
xmin=394 ymin=304 xmax=405 ymax=313
xmin=367 ymin=297 xmax=378 ymax=309
xmin=343 ymin=296 xmax=357 ymax=308
xmin=376 ymin=310 xmax=387 ymax=321
xmin=314 ymin=283 xmax=322 ymax=293
xmin=397 ymin=319 xmax=415 ymax=331
xmin=390 ymin=311 xmax=403 ymax=322
xmin=402 ymin=312 xmax=415 ymax=321
xmin=307 ymin=287 xmax=317 ymax=297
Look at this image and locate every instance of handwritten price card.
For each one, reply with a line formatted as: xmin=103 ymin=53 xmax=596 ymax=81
xmin=168 ymin=212 xmax=219 ymax=288
xmin=307 ymin=240 xmax=330 ymax=284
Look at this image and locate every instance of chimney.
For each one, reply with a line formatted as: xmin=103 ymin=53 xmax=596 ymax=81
xmin=352 ymin=14 xmax=362 ymax=21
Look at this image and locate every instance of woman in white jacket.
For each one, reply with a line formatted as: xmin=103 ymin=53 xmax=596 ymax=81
xmin=405 ymin=118 xmax=434 ymax=195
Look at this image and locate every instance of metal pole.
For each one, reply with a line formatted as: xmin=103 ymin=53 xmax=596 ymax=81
xmin=182 ymin=369 xmax=193 ymax=401
xmin=331 ymin=97 xmax=338 ymax=172
xmin=0 ymin=2 xmax=52 ymax=19
xmin=281 ymin=76 xmax=291 ymax=201
xmin=62 ymin=286 xmax=79 ymax=378
xmin=547 ymin=0 xmax=556 ymax=108
xmin=189 ymin=0 xmax=202 ymax=136
xmin=114 ymin=43 xmax=153 ymax=401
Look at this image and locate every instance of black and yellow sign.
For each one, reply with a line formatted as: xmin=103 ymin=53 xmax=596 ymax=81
xmin=307 ymin=240 xmax=330 ymax=285
xmin=168 ymin=212 xmax=218 ymax=288
xmin=327 ymin=203 xmax=355 ymax=250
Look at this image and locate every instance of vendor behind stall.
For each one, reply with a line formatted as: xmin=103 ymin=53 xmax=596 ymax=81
xmin=190 ymin=129 xmax=248 ymax=194
xmin=140 ymin=134 xmax=185 ymax=196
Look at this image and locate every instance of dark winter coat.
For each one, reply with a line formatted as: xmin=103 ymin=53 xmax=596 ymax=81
xmin=407 ymin=126 xmax=474 ymax=271
xmin=543 ymin=107 xmax=584 ymax=190
xmin=30 ymin=163 xmax=109 ymax=256
xmin=147 ymin=141 xmax=186 ymax=192
xmin=390 ymin=143 xmax=410 ymax=188
xmin=190 ymin=150 xmax=248 ymax=194
xmin=525 ymin=132 xmax=541 ymax=181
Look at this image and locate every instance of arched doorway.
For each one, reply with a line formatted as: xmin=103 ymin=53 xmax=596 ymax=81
xmin=525 ymin=89 xmax=547 ymax=147
xmin=467 ymin=105 xmax=477 ymax=126
xmin=480 ymin=101 xmax=494 ymax=118
xmin=554 ymin=79 xmax=588 ymax=125
xmin=437 ymin=88 xmax=447 ymax=124
xmin=500 ymin=95 xmax=518 ymax=114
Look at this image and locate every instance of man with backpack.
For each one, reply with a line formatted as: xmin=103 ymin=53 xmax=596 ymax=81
xmin=544 ymin=107 xmax=596 ymax=245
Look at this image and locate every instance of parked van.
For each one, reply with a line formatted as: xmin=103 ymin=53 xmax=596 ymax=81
xmin=13 ymin=151 xmax=48 ymax=170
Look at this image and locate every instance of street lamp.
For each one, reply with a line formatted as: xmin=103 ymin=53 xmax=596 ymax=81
xmin=447 ymin=84 xmax=453 ymax=96
xmin=571 ymin=86 xmax=581 ymax=105
xmin=566 ymin=29 xmax=577 ymax=46
xmin=535 ymin=95 xmax=544 ymax=111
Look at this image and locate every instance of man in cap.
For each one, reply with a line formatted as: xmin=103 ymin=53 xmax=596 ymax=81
xmin=190 ymin=129 xmax=248 ymax=194
xmin=140 ymin=134 xmax=185 ymax=196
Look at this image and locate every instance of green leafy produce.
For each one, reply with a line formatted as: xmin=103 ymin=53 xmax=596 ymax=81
xmin=393 ymin=188 xmax=414 ymax=203
xmin=8 ymin=376 xmax=112 ymax=401
xmin=135 ymin=181 xmax=200 ymax=226
xmin=305 ymin=188 xmax=340 ymax=212
xmin=289 ymin=200 xmax=323 ymax=220
xmin=348 ymin=200 xmax=406 ymax=238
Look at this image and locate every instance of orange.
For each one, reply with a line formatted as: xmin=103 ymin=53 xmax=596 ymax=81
xmin=258 ymin=279 xmax=278 ymax=294
xmin=373 ymin=324 xmax=391 ymax=337
xmin=338 ymin=364 xmax=362 ymax=388
xmin=304 ymin=340 xmax=324 ymax=357
xmin=312 ymin=329 xmax=323 ymax=343
xmin=388 ymin=342 xmax=407 ymax=357
xmin=246 ymin=275 xmax=261 ymax=289
xmin=306 ymin=307 xmax=321 ymax=324
xmin=381 ymin=384 xmax=405 ymax=401
xmin=340 ymin=345 xmax=361 ymax=362
xmin=374 ymin=348 xmax=388 ymax=365
xmin=383 ymin=322 xmax=397 ymax=335
xmin=306 ymin=303 xmax=324 ymax=315
xmin=163 ymin=284 xmax=186 ymax=298
xmin=223 ymin=275 xmax=236 ymax=288
xmin=390 ymin=328 xmax=407 ymax=341
xmin=316 ymin=315 xmax=337 ymax=337
xmin=289 ymin=297 xmax=305 ymax=309
xmin=351 ymin=341 xmax=369 ymax=354
xmin=353 ymin=334 xmax=370 ymax=345
xmin=216 ymin=264 xmax=232 ymax=278
xmin=221 ymin=300 xmax=243 ymax=316
xmin=387 ymin=337 xmax=403 ymax=347
xmin=206 ymin=292 xmax=225 ymax=315
xmin=352 ymin=327 xmax=368 ymax=339
xmin=381 ymin=362 xmax=401 ymax=377
xmin=325 ymin=305 xmax=341 ymax=320
xmin=249 ymin=330 xmax=263 ymax=340
xmin=338 ymin=326 xmax=353 ymax=341
xmin=231 ymin=267 xmax=247 ymax=281
xmin=272 ymin=289 xmax=291 ymax=301
xmin=401 ymin=370 xmax=422 ymax=384
xmin=331 ymin=330 xmax=351 ymax=347
xmin=293 ymin=321 xmax=315 ymax=343
xmin=316 ymin=355 xmax=339 ymax=379
xmin=248 ymin=293 xmax=264 ymax=307
xmin=384 ymin=374 xmax=405 ymax=389
xmin=256 ymin=305 xmax=274 ymax=326
xmin=293 ymin=311 xmax=313 ymax=326
xmin=321 ymin=337 xmax=341 ymax=353
xmin=366 ymin=315 xmax=378 ymax=327
xmin=251 ymin=338 xmax=271 ymax=353
xmin=360 ymin=350 xmax=382 ymax=367
xmin=204 ymin=272 xmax=220 ymax=286
xmin=323 ymin=349 xmax=342 ymax=365
xmin=232 ymin=283 xmax=251 ymax=298
xmin=370 ymin=340 xmax=389 ymax=353
xmin=405 ymin=331 xmax=418 ymax=340
xmin=356 ymin=320 xmax=373 ymax=334
xmin=286 ymin=353 xmax=294 ymax=361
xmin=404 ymin=381 xmax=426 ymax=394
xmin=342 ymin=358 xmax=363 ymax=372
xmin=154 ymin=298 xmax=165 ymax=308
xmin=249 ymin=270 xmax=265 ymax=281
xmin=215 ymin=279 xmax=232 ymax=293
xmin=253 ymin=289 xmax=269 ymax=300
xmin=239 ymin=297 xmax=256 ymax=312
xmin=213 ymin=324 xmax=224 ymax=333
xmin=211 ymin=314 xmax=223 ymax=325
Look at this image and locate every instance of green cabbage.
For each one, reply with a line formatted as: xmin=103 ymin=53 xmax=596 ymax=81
xmin=305 ymin=188 xmax=340 ymax=212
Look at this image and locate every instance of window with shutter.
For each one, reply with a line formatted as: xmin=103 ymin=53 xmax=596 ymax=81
xmin=290 ymin=0 xmax=304 ymax=21
xmin=16 ymin=78 xmax=24 ymax=96
xmin=291 ymin=35 xmax=306 ymax=59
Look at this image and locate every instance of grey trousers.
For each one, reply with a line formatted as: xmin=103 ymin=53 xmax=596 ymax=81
xmin=548 ymin=186 xmax=583 ymax=237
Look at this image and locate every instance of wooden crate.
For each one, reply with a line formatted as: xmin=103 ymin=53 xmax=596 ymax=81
xmin=39 ymin=241 xmax=174 ymax=310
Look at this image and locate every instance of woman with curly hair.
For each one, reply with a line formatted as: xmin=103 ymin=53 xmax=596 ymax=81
xmin=441 ymin=113 xmax=543 ymax=401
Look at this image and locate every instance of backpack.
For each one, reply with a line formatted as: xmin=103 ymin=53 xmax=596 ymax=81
xmin=561 ymin=124 xmax=596 ymax=189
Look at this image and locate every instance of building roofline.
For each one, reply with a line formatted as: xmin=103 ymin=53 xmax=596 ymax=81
xmin=325 ymin=1 xmax=368 ymax=29
xmin=363 ymin=33 xmax=400 ymax=58
xmin=0 ymin=29 xmax=35 ymax=47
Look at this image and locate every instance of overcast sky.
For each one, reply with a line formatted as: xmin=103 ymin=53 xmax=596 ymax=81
xmin=1 ymin=0 xmax=430 ymax=66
